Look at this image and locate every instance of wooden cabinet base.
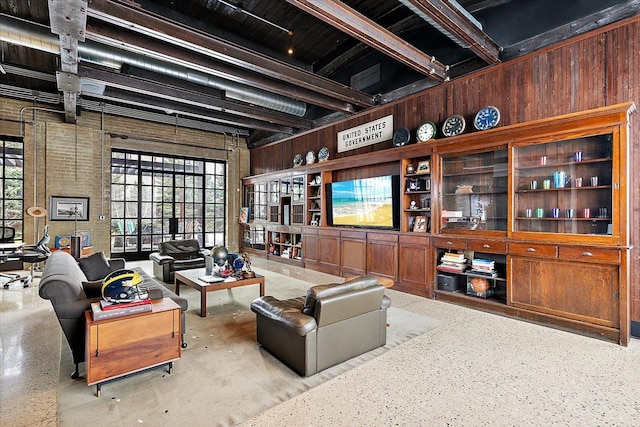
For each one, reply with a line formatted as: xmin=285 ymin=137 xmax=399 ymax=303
xmin=435 ymin=290 xmax=621 ymax=343
xmin=85 ymin=298 xmax=181 ymax=396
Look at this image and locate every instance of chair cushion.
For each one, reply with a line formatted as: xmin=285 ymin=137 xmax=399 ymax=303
xmin=302 ymin=275 xmax=380 ymax=316
xmin=82 ymin=280 xmax=103 ymax=298
xmin=78 ymin=252 xmax=113 ymax=281
xmin=158 ymin=239 xmax=201 ymax=260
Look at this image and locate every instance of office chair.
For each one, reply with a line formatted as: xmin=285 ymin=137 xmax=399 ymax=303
xmin=1 ymin=225 xmax=51 ymax=288
xmin=0 ymin=226 xmax=15 ymax=243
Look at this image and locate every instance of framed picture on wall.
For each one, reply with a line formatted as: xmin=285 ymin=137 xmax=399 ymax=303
xmin=49 ymin=196 xmax=89 ymax=221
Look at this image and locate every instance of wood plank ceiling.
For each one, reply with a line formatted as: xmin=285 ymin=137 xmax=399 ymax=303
xmin=1 ymin=0 xmax=638 ymax=147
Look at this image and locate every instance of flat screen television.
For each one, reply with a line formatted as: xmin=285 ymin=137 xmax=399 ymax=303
xmin=326 ymin=175 xmax=400 ymax=229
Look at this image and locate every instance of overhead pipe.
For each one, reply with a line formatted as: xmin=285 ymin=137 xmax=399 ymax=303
xmin=0 ymin=14 xmax=307 ymax=117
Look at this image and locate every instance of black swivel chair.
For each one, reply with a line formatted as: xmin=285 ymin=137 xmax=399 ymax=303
xmin=1 ymin=225 xmax=51 ymax=288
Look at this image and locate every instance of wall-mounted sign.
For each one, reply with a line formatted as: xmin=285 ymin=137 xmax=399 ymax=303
xmin=337 ymin=115 xmax=393 ymax=153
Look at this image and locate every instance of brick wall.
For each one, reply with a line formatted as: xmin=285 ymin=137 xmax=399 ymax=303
xmin=0 ymin=97 xmax=249 ymax=255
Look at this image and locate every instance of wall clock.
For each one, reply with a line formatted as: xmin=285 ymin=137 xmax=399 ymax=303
xmin=318 ymin=147 xmax=329 ymax=162
xmin=416 ymin=121 xmax=437 ymax=142
xmin=306 ymin=150 xmax=316 ymax=165
xmin=442 ymin=114 xmax=466 ymax=137
xmin=392 ymin=127 xmax=411 ymax=146
xmin=474 ymin=106 xmax=501 ymax=130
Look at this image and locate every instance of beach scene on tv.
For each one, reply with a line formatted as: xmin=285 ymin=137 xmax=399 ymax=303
xmin=331 ymin=176 xmax=394 ymax=227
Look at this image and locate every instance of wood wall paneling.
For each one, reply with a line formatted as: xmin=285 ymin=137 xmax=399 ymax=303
xmin=250 ymin=17 xmax=640 ymax=326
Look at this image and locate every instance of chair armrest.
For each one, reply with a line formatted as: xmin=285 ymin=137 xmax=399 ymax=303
xmin=251 ymin=296 xmax=316 ymax=336
xmin=149 ymin=252 xmax=175 ymax=265
xmin=54 ymin=298 xmax=100 ymax=320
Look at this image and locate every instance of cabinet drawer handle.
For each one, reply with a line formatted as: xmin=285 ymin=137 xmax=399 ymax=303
xmin=446 ymin=241 xmax=453 ymax=245
xmin=582 ymin=252 xmax=593 ymax=257
xmin=527 ymin=247 xmax=536 ymax=252
xmin=483 ymin=244 xmax=490 ymax=248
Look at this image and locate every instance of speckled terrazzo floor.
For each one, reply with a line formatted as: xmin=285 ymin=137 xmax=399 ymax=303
xmin=1 ymin=259 xmax=639 ymax=426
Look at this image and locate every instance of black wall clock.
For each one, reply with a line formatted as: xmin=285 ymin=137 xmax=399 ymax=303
xmin=442 ymin=114 xmax=466 ymax=137
xmin=393 ymin=127 xmax=411 ymax=146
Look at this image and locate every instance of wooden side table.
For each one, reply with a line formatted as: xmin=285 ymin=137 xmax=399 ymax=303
xmin=84 ymin=298 xmax=181 ymax=396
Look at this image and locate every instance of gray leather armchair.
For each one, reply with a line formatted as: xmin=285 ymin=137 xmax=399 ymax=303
xmin=250 ymin=275 xmax=391 ymax=376
xmin=149 ymin=239 xmax=210 ymax=283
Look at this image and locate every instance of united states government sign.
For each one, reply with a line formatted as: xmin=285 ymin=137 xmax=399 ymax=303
xmin=337 ymin=115 xmax=393 ymax=153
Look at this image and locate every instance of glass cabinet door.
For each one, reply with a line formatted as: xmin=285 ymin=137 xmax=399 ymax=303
xmin=513 ymin=134 xmax=613 ymax=235
xmin=292 ymin=176 xmax=305 ymax=203
xmin=440 ymin=148 xmax=508 ymax=232
xmin=254 ymin=183 xmax=267 ymax=221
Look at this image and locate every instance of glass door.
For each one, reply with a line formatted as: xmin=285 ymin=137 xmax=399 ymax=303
xmin=512 ymin=134 xmax=613 ymax=236
xmin=111 ymin=151 xmax=226 ymax=260
xmin=440 ymin=147 xmax=508 ymax=233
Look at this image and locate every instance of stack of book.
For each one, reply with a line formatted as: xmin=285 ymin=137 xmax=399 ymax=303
xmin=437 ymin=252 xmax=467 ymax=273
xmin=469 ymin=258 xmax=498 ymax=277
xmin=91 ymin=298 xmax=152 ymax=321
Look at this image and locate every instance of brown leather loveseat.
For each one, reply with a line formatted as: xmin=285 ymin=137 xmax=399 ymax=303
xmin=149 ymin=239 xmax=210 ymax=283
xmin=250 ymin=275 xmax=391 ymax=376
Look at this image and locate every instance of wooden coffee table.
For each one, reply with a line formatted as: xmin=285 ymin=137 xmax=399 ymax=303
xmin=174 ymin=269 xmax=265 ymax=318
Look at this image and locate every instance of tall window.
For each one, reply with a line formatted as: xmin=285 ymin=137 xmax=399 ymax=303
xmin=111 ymin=150 xmax=226 ymax=259
xmin=0 ymin=137 xmax=24 ymax=241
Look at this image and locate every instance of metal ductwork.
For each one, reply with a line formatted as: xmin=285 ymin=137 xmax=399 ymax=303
xmin=0 ymin=14 xmax=307 ymax=117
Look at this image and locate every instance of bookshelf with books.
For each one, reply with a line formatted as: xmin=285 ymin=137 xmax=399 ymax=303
xmin=435 ymin=243 xmax=506 ymax=303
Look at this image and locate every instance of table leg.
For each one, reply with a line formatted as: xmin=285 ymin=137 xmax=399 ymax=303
xmin=175 ymin=279 xmax=181 ymax=295
xmin=259 ymin=278 xmax=265 ymax=296
xmin=200 ymin=289 xmax=207 ymax=318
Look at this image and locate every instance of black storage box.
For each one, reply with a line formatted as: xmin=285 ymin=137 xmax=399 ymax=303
xmin=437 ymin=273 xmax=464 ymax=292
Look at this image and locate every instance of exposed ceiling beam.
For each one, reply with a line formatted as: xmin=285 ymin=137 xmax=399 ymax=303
xmin=461 ymin=0 xmax=514 ymax=14
xmin=48 ymin=0 xmax=88 ymax=123
xmin=78 ymin=65 xmax=313 ymax=131
xmin=285 ymin=0 xmax=449 ymax=81
xmin=502 ymin=0 xmax=640 ymax=60
xmin=317 ymin=14 xmax=426 ymax=78
xmin=399 ymin=0 xmax=501 ymax=64
xmin=84 ymin=21 xmax=356 ymax=115
xmin=86 ymin=0 xmax=374 ymax=108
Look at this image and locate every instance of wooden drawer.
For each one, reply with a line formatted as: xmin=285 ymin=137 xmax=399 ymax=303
xmin=341 ymin=230 xmax=366 ymax=240
xmin=399 ymin=234 xmax=429 ymax=245
xmin=367 ymin=232 xmax=398 ymax=242
xmin=318 ymin=228 xmax=340 ymax=237
xmin=509 ymin=242 xmax=557 ymax=258
xmin=558 ymin=246 xmax=620 ymax=264
xmin=468 ymin=239 xmax=506 ymax=254
xmin=432 ymin=237 xmax=467 ymax=251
